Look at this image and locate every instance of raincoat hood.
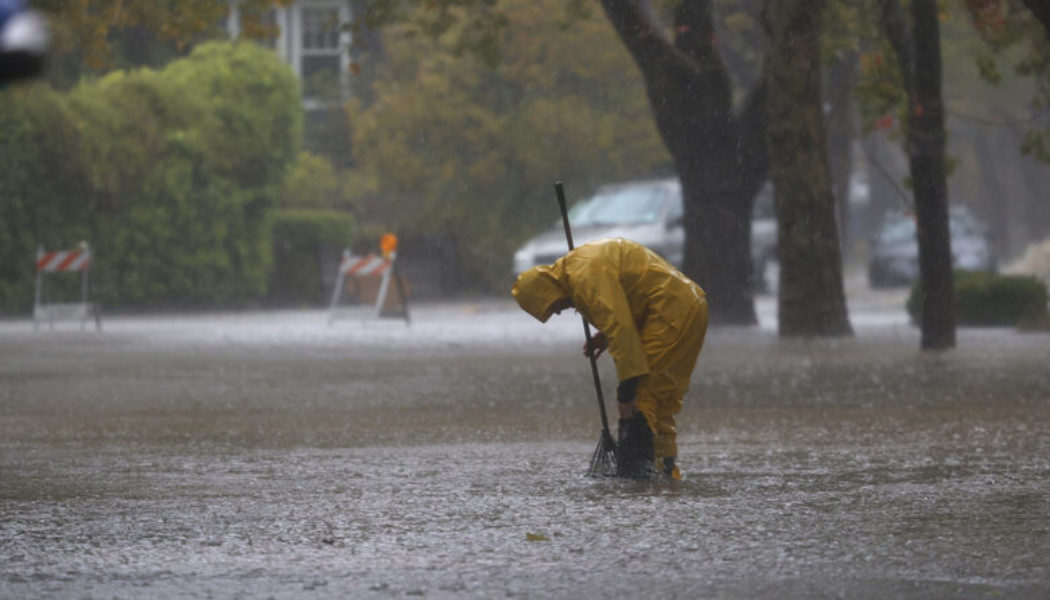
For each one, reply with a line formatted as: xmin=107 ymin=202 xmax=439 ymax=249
xmin=512 ymin=265 xmax=568 ymax=323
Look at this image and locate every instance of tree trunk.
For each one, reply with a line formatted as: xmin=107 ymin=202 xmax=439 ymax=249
xmin=599 ymin=0 xmax=767 ymax=325
xmin=909 ymin=0 xmax=955 ymax=350
xmin=1021 ymin=0 xmax=1050 ymax=34
xmin=763 ymin=0 xmax=852 ymax=337
xmin=878 ymin=0 xmax=955 ymax=350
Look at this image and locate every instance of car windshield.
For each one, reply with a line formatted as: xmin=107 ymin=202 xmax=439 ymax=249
xmin=878 ymin=217 xmax=916 ymax=244
xmin=571 ymin=185 xmax=669 ymax=227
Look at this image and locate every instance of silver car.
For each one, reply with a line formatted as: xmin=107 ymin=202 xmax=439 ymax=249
xmin=868 ymin=206 xmax=996 ymax=288
xmin=513 ymin=178 xmax=778 ymax=290
xmin=513 ymin=178 xmax=684 ymax=275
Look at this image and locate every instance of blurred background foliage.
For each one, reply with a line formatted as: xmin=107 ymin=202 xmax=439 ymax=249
xmin=344 ymin=0 xmax=671 ymax=291
xmin=1 ymin=0 xmax=1048 ymax=312
xmin=0 ymin=41 xmax=301 ymax=311
xmin=1 ymin=0 xmax=671 ymax=311
xmin=269 ymin=208 xmax=355 ymax=306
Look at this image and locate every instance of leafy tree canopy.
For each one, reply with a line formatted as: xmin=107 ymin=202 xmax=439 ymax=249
xmin=346 ymin=0 xmax=672 ymax=290
xmin=960 ymin=0 xmax=1050 ymax=161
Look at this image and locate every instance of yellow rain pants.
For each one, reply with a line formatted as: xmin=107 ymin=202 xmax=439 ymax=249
xmin=512 ymin=237 xmax=709 ymax=472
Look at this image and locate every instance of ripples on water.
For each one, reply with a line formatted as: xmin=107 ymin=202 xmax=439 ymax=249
xmin=1 ymin=308 xmax=1048 ymax=598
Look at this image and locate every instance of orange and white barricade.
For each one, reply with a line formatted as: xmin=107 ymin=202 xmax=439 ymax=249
xmin=328 ymin=244 xmax=410 ymax=325
xmin=34 ymin=243 xmax=101 ymax=331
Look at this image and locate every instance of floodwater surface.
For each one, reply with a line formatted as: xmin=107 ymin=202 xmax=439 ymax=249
xmin=1 ymin=299 xmax=1049 ymax=598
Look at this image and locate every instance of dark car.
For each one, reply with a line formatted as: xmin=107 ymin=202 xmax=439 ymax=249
xmin=868 ymin=206 xmax=996 ymax=288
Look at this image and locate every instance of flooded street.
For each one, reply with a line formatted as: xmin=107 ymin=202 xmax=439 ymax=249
xmin=2 ymin=293 xmax=1049 ymax=599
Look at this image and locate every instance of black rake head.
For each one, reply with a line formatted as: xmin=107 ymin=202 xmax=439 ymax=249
xmin=586 ymin=431 xmax=618 ymax=478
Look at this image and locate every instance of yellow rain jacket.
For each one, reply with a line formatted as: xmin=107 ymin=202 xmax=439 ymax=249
xmin=512 ymin=238 xmax=708 ymax=466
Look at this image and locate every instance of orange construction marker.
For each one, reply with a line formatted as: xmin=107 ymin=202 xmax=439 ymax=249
xmin=380 ymin=233 xmax=398 ymax=258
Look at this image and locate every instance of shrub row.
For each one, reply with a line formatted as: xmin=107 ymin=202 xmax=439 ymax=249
xmin=268 ymin=209 xmax=355 ymax=306
xmin=0 ymin=42 xmax=304 ymax=313
xmin=908 ymin=270 xmax=1050 ymax=329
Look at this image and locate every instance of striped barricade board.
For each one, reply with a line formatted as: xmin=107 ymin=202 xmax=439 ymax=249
xmin=328 ymin=250 xmax=409 ymax=325
xmin=36 ymin=249 xmax=92 ymax=273
xmin=33 ymin=245 xmax=101 ymax=331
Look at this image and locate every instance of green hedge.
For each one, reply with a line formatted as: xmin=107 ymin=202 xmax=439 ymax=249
xmin=0 ymin=41 xmax=302 ymax=313
xmin=908 ymin=270 xmax=1050 ymax=328
xmin=268 ymin=209 xmax=355 ymax=306
xmin=0 ymin=86 xmax=91 ymax=312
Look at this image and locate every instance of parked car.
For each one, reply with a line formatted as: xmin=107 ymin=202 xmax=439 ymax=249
xmin=512 ymin=178 xmax=778 ymax=291
xmin=868 ymin=206 xmax=996 ymax=288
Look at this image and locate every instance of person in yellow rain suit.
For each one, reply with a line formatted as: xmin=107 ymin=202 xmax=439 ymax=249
xmin=512 ymin=237 xmax=708 ymax=479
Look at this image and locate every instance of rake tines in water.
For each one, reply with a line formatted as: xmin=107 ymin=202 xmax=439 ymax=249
xmin=587 ymin=429 xmax=618 ymax=478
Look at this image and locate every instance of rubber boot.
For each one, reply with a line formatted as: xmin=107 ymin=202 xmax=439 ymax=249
xmin=616 ymin=413 xmax=654 ymax=479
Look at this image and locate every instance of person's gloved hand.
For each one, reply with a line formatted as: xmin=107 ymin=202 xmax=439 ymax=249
xmin=582 ymin=331 xmax=608 ymax=359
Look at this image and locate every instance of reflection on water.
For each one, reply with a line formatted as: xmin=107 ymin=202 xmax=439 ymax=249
xmin=1 ymin=306 xmax=1048 ymax=599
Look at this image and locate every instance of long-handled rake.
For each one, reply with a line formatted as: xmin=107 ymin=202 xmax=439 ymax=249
xmin=554 ymin=181 xmax=618 ymax=477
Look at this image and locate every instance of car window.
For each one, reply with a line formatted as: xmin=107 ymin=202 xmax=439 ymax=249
xmin=574 ymin=186 xmax=669 ymax=227
xmin=949 ymin=211 xmax=982 ymax=237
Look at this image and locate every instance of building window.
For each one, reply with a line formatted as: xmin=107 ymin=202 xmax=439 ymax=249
xmin=302 ymin=8 xmax=340 ymax=50
xmin=300 ymin=5 xmax=346 ymax=102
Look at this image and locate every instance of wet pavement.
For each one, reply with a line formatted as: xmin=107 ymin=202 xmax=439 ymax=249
xmin=2 ymin=292 xmax=1049 ymax=599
